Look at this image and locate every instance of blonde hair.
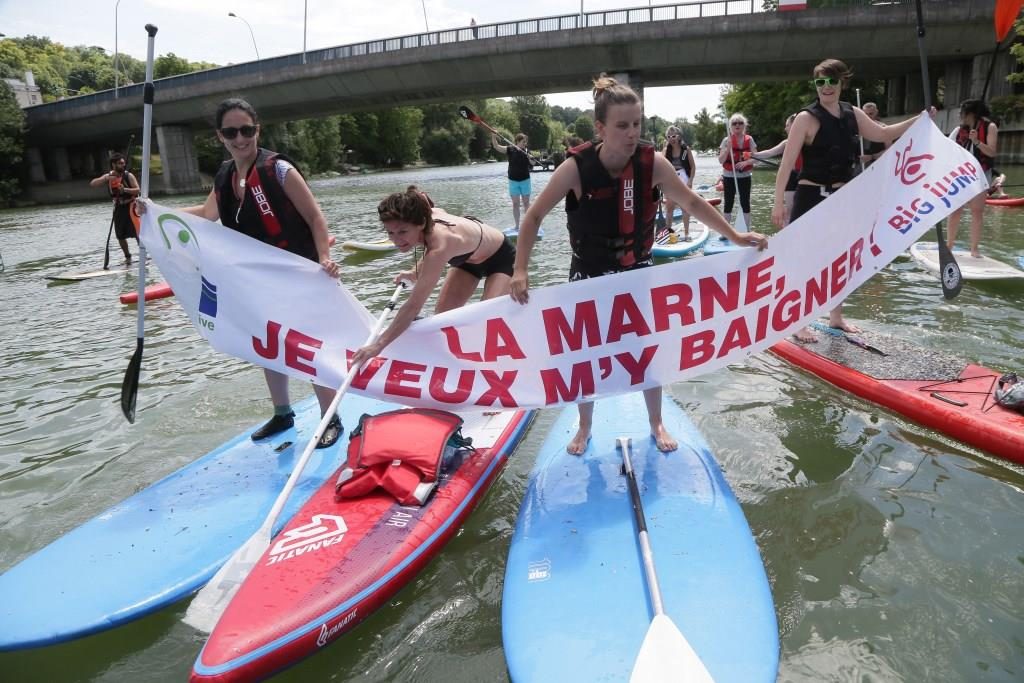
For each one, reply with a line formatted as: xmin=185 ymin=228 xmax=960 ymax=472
xmin=729 ymin=114 xmax=748 ymax=127
xmin=592 ymin=73 xmax=641 ymax=123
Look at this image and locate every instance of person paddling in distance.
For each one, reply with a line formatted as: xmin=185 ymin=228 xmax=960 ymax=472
xmin=349 ymin=186 xmax=516 ymax=368
xmin=510 ymin=74 xmax=768 ymax=456
xmin=660 ymin=125 xmax=697 ymax=239
xmin=947 ymin=98 xmax=998 ymax=258
xmin=719 ymin=114 xmax=757 ymax=229
xmin=90 ymin=152 xmax=140 ymax=264
xmin=137 ymin=98 xmax=342 ymax=447
xmin=493 ymin=132 xmax=532 ymax=231
xmin=772 ymin=58 xmax=935 ymax=343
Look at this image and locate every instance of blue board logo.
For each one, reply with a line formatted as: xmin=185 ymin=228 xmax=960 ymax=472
xmin=199 ymin=276 xmax=218 ymax=318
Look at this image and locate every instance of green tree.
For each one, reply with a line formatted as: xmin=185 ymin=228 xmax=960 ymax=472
xmin=154 ymin=53 xmax=194 ymax=79
xmin=512 ymin=95 xmax=550 ymax=151
xmin=422 ymin=128 xmax=469 ymax=166
xmin=693 ymin=107 xmax=724 ymax=152
xmin=0 ymin=82 xmax=26 ymax=206
xmin=572 ymin=114 xmax=594 ymax=142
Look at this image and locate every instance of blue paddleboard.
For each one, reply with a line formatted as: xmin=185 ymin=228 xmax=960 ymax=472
xmin=703 ymin=234 xmax=747 ymax=256
xmin=503 ymin=226 xmax=544 ymax=240
xmin=502 ymin=392 xmax=778 ymax=682
xmin=651 ymin=220 xmax=710 ymax=259
xmin=0 ymin=393 xmax=394 ymax=650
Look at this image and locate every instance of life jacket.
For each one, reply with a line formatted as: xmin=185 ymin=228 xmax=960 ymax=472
xmin=799 ymin=100 xmax=858 ymax=186
xmin=109 ymin=171 xmax=135 ymax=205
xmin=665 ymin=145 xmax=694 ymax=178
xmin=213 ymin=148 xmax=318 ymax=261
xmin=334 ymin=409 xmax=474 ymax=506
xmin=721 ymin=134 xmax=752 ymax=173
xmin=566 ymin=141 xmax=659 ymax=274
xmin=954 ymin=118 xmax=994 ymax=172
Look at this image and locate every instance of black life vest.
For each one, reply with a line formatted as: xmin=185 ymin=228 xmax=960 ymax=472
xmin=799 ymin=100 xmax=858 ymax=186
xmin=665 ymin=145 xmax=694 ymax=178
xmin=506 ymin=145 xmax=532 ymax=181
xmin=954 ymin=118 xmax=994 ymax=172
xmin=566 ymin=141 xmax=659 ymax=275
xmin=721 ymin=134 xmax=752 ymax=173
xmin=213 ymin=148 xmax=318 ymax=261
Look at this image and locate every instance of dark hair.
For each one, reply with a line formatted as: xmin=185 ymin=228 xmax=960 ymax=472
xmin=109 ymin=152 xmax=126 ymax=167
xmin=592 ymin=73 xmax=640 ymax=123
xmin=813 ymin=58 xmax=853 ymax=89
xmin=377 ymin=185 xmax=435 ymax=235
xmin=959 ymin=98 xmax=991 ymax=120
xmin=215 ymin=97 xmax=260 ymax=129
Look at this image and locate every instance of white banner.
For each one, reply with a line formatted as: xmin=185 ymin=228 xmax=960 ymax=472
xmin=140 ymin=117 xmax=983 ymax=411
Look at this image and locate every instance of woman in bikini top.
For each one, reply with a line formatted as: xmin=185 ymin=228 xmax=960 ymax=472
xmin=349 ymin=186 xmax=517 ymax=368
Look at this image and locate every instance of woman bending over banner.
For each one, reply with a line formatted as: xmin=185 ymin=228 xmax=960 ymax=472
xmin=138 ymin=98 xmax=342 ymax=447
xmin=349 ymin=187 xmax=516 ymax=368
xmin=771 ymin=58 xmax=934 ymax=343
xmin=510 ymin=74 xmax=768 ymax=455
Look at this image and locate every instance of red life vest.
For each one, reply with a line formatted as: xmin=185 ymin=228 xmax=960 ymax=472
xmin=955 ymin=119 xmax=994 ymax=172
xmin=721 ymin=134 xmax=753 ymax=172
xmin=335 ymin=409 xmax=472 ymax=506
xmin=566 ymin=141 xmax=659 ymax=276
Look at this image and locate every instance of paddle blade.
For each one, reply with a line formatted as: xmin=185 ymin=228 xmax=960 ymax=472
xmin=734 ymin=211 xmax=748 ymax=233
xmin=630 ymin=614 xmax=715 ymax=683
xmin=933 ymin=224 xmax=963 ymax=299
xmin=120 ymin=338 xmax=143 ymax=423
xmin=183 ymin=529 xmax=271 ymax=633
xmin=458 ymin=105 xmax=480 ymax=123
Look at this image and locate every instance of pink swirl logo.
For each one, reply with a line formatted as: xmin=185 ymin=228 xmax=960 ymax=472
xmin=894 ymin=139 xmax=934 ymax=185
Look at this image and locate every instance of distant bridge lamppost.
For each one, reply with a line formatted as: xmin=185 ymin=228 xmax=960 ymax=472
xmin=114 ymin=0 xmax=122 ymax=98
xmin=421 ymin=0 xmax=430 ymax=32
xmin=302 ymin=0 xmax=308 ymax=64
xmin=228 ymin=12 xmax=261 ymax=60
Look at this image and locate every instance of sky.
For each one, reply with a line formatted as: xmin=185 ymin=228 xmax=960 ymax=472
xmin=0 ymin=0 xmax=726 ymax=122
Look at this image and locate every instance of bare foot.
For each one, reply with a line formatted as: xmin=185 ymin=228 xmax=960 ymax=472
xmin=970 ymin=251 xmax=981 ymax=259
xmin=829 ymin=320 xmax=862 ymax=334
xmin=652 ymin=423 xmax=677 ymax=452
xmin=794 ymin=326 xmax=818 ymax=343
xmin=566 ymin=427 xmax=591 ymax=456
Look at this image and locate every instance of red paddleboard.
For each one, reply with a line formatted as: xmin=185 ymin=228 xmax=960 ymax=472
xmin=120 ymin=282 xmax=173 ymax=304
xmin=771 ymin=334 xmax=1024 ymax=465
xmin=984 ymin=196 xmax=1024 ymax=207
xmin=192 ymin=408 xmax=535 ymax=682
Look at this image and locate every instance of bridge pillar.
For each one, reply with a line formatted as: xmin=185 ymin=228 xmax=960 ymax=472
xmin=156 ymin=125 xmax=204 ymax=195
xmin=942 ymin=60 xmax=973 ymax=110
xmin=48 ymin=147 xmax=72 ymax=182
xmin=26 ymin=148 xmax=46 ymax=183
xmin=886 ymin=77 xmax=906 ymax=117
xmin=611 ymin=71 xmax=646 ymax=133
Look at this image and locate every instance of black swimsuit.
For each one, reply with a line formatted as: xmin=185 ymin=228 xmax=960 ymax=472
xmin=442 ymin=216 xmax=516 ymax=279
xmin=446 ymin=217 xmax=484 ymax=267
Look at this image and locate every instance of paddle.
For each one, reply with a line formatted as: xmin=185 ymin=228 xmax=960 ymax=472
xmin=103 ymin=134 xmax=136 ymax=270
xmin=725 ymin=125 xmax=748 ymax=233
xmin=183 ymin=281 xmax=409 ymax=634
xmin=120 ymin=24 xmax=158 ymax=424
xmin=810 ymin=321 xmax=887 ymax=356
xmin=457 ymin=105 xmax=544 ymax=166
xmin=914 ymin=0 xmax=962 ymax=300
xmin=616 ymin=436 xmax=714 ymax=683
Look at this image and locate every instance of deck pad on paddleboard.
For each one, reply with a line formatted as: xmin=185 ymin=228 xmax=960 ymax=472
xmin=193 ymin=408 xmax=535 ymax=682
xmin=770 ymin=329 xmax=1024 ymax=464
xmin=502 ymin=393 xmax=778 ymax=682
xmin=0 ymin=393 xmax=395 ymax=651
xmin=910 ymin=242 xmax=1024 ymax=280
xmin=652 ymin=220 xmax=710 ymax=258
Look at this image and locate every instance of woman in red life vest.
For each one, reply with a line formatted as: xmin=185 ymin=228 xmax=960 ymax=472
xmin=510 ymin=74 xmax=768 ymax=455
xmin=947 ymin=98 xmax=997 ymax=257
xmin=771 ymin=58 xmax=934 ymax=343
xmin=718 ymin=114 xmax=757 ymax=229
xmin=138 ymin=98 xmax=342 ymax=447
xmin=348 ymin=186 xmax=515 ymax=367
xmin=660 ymin=125 xmax=696 ymax=239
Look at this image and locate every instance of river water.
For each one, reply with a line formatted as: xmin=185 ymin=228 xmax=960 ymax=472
xmin=1 ymin=158 xmax=1022 ymax=682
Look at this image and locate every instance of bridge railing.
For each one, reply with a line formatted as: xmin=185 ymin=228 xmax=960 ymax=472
xmin=31 ymin=0 xmax=911 ymax=119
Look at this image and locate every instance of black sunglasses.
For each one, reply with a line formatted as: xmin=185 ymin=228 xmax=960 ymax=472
xmin=219 ymin=125 xmax=258 ymax=139
xmin=812 ymin=77 xmax=840 ymax=88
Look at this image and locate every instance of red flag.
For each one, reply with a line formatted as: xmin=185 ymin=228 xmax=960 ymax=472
xmin=994 ymin=0 xmax=1023 ymax=41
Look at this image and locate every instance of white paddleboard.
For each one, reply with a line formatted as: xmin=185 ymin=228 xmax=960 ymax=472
xmin=340 ymin=240 xmax=396 ymax=253
xmin=910 ymin=242 xmax=1024 ymax=281
xmin=46 ymin=268 xmax=131 ymax=281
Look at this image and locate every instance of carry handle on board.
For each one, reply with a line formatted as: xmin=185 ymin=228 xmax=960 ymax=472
xmin=183 ymin=281 xmax=409 ymax=634
xmin=615 ymin=436 xmax=715 ymax=682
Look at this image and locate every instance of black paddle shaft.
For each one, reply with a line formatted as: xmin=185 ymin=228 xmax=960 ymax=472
xmin=621 ymin=458 xmax=649 ymax=535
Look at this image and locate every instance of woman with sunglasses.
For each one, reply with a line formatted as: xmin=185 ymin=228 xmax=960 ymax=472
xmin=771 ymin=58 xmax=934 ymax=342
xmin=142 ymin=97 xmax=343 ymax=447
xmin=660 ymin=125 xmax=697 ymax=239
xmin=718 ymin=114 xmax=757 ymax=230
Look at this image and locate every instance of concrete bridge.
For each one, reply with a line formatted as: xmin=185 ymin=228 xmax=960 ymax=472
xmin=23 ymin=0 xmax=1010 ymax=202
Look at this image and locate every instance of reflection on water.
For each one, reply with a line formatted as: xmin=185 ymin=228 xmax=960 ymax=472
xmin=0 ymin=160 xmax=1022 ymax=682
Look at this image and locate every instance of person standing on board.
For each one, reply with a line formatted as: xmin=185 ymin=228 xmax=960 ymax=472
xmin=137 ymin=98 xmax=342 ymax=447
xmin=947 ymin=98 xmax=998 ymax=258
xmin=90 ymin=153 xmax=140 ymax=264
xmin=660 ymin=125 xmax=697 ymax=239
xmin=771 ymin=58 xmax=936 ymax=343
xmin=510 ymin=74 xmax=768 ymax=455
xmin=752 ymin=113 xmax=799 ymax=226
xmin=718 ymin=114 xmax=757 ymax=229
xmin=349 ymin=186 xmax=515 ymax=367
xmin=492 ymin=132 xmax=532 ymax=231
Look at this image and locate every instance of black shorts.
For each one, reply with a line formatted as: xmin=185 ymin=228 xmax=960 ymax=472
xmin=113 ymin=203 xmax=137 ymax=241
xmin=452 ymin=237 xmax=515 ymax=279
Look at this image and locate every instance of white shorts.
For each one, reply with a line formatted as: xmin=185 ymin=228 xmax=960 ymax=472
xmin=676 ymin=168 xmax=690 ymax=185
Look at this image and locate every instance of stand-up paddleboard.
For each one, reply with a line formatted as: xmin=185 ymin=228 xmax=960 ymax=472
xmin=502 ymin=393 xmax=779 ymax=682
xmin=340 ymin=239 xmax=397 ymax=253
xmin=703 ymin=233 xmax=747 ymax=256
xmin=503 ymin=226 xmax=544 ymax=240
xmin=770 ymin=327 xmax=1024 ymax=465
xmin=652 ymin=220 xmax=710 ymax=258
xmin=910 ymin=242 xmax=1024 ymax=280
xmin=46 ymin=268 xmax=130 ymax=281
xmin=0 ymin=394 xmax=396 ymax=651
xmin=984 ymin=196 xmax=1024 ymax=207
xmin=192 ymin=408 xmax=535 ymax=682
xmin=120 ymin=281 xmax=174 ymax=304
xmin=1018 ymin=255 xmax=1024 ymax=270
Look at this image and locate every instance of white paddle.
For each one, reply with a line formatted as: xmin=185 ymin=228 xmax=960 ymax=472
xmin=616 ymin=436 xmax=715 ymax=683
xmin=183 ymin=281 xmax=408 ymax=633
xmin=725 ymin=126 xmax=748 ymax=234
